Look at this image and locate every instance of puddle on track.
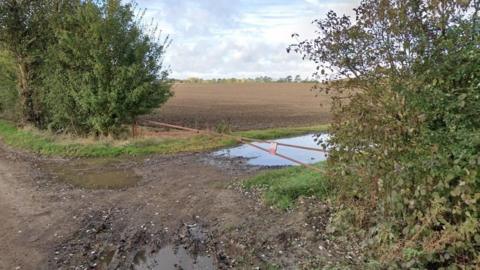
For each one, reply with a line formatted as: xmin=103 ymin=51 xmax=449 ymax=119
xmin=43 ymin=159 xmax=141 ymax=189
xmin=133 ymin=245 xmax=215 ymax=270
xmin=214 ymin=133 xmax=329 ymax=166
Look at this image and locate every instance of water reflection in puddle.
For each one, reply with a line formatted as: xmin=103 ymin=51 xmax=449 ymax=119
xmin=43 ymin=159 xmax=141 ymax=189
xmin=214 ymin=134 xmax=329 ymax=166
xmin=133 ymin=245 xmax=214 ymax=270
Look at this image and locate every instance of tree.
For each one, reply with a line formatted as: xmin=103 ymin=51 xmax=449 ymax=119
xmin=290 ymin=0 xmax=479 ymax=268
xmin=0 ymin=0 xmax=76 ymax=124
xmin=294 ymin=74 xmax=302 ymax=83
xmin=0 ymin=50 xmax=17 ymax=119
xmin=42 ymin=0 xmax=172 ymax=135
xmin=0 ymin=0 xmax=48 ymax=123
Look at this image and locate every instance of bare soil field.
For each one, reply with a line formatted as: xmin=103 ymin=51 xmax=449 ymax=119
xmin=0 ymin=144 xmax=360 ymax=269
xmin=148 ymin=83 xmax=331 ymax=130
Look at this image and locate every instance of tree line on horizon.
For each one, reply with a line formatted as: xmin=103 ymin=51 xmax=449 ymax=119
xmin=173 ymin=75 xmax=319 ymax=84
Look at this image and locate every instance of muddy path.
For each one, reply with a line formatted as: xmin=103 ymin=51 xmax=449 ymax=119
xmin=0 ymin=145 xmax=360 ymax=270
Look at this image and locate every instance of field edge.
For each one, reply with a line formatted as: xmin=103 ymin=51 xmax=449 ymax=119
xmin=0 ymin=120 xmax=329 ymax=158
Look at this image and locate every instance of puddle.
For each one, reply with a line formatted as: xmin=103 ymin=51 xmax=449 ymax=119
xmin=214 ymin=134 xmax=329 ymax=166
xmin=43 ymin=159 xmax=141 ymax=189
xmin=133 ymin=245 xmax=215 ymax=270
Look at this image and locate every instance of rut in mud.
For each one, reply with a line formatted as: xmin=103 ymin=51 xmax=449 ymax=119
xmin=0 ymin=144 xmax=361 ymax=269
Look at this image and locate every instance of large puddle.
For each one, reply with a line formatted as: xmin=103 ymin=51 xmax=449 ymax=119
xmin=43 ymin=159 xmax=141 ymax=189
xmin=133 ymin=245 xmax=215 ymax=270
xmin=214 ymin=133 xmax=329 ymax=166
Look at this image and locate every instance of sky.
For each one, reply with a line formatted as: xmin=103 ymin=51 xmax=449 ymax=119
xmin=135 ymin=0 xmax=360 ymax=79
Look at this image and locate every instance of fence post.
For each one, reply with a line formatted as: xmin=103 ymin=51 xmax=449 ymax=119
xmin=132 ymin=118 xmax=137 ymax=138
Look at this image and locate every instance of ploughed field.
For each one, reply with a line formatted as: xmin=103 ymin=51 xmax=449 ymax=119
xmin=147 ymin=83 xmax=331 ymax=130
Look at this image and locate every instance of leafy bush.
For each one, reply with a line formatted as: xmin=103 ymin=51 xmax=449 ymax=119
xmin=40 ymin=0 xmax=171 ymax=136
xmin=291 ymin=0 xmax=480 ymax=268
xmin=0 ymin=50 xmax=18 ymax=119
xmin=0 ymin=0 xmax=171 ymax=135
xmin=0 ymin=0 xmax=66 ymax=124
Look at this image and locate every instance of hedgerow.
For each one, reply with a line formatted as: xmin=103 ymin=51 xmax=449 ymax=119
xmin=291 ymin=0 xmax=480 ymax=268
xmin=0 ymin=0 xmax=171 ymax=135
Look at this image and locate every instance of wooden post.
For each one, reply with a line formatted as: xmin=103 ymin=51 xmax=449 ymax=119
xmin=132 ymin=119 xmax=137 ymax=138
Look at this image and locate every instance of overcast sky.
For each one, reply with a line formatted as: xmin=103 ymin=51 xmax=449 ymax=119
xmin=135 ymin=0 xmax=360 ymax=79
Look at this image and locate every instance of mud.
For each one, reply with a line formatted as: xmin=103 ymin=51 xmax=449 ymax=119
xmin=132 ymin=222 xmax=215 ymax=270
xmin=0 ymin=143 xmax=362 ymax=270
xmin=43 ymin=159 xmax=142 ymax=189
xmin=133 ymin=245 xmax=215 ymax=270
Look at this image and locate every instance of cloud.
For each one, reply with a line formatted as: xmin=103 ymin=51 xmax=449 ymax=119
xmin=135 ymin=0 xmax=360 ymax=79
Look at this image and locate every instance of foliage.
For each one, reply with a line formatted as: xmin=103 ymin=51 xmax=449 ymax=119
xmin=243 ymin=163 xmax=330 ymax=209
xmin=0 ymin=50 xmax=18 ymax=119
xmin=41 ymin=0 xmax=171 ymax=135
xmin=215 ymin=120 xmax=233 ymax=134
xmin=0 ymin=0 xmax=171 ymax=135
xmin=290 ymin=0 xmax=480 ymax=268
xmin=0 ymin=0 xmax=69 ymax=124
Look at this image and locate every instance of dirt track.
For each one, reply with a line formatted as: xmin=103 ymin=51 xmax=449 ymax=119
xmin=148 ymin=83 xmax=331 ymax=130
xmin=0 ymin=144 xmax=359 ymax=269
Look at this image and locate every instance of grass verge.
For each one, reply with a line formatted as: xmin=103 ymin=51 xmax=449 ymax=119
xmin=236 ymin=124 xmax=328 ymax=140
xmin=0 ymin=120 xmax=328 ymax=158
xmin=243 ymin=162 xmax=330 ymax=209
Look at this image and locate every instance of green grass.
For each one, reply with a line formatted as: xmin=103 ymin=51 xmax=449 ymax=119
xmin=0 ymin=120 xmax=328 ymax=158
xmin=243 ymin=162 xmax=330 ymax=209
xmin=236 ymin=124 xmax=329 ymax=140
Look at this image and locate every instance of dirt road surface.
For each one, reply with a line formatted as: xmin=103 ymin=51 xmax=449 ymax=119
xmin=0 ymin=144 xmax=359 ymax=269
